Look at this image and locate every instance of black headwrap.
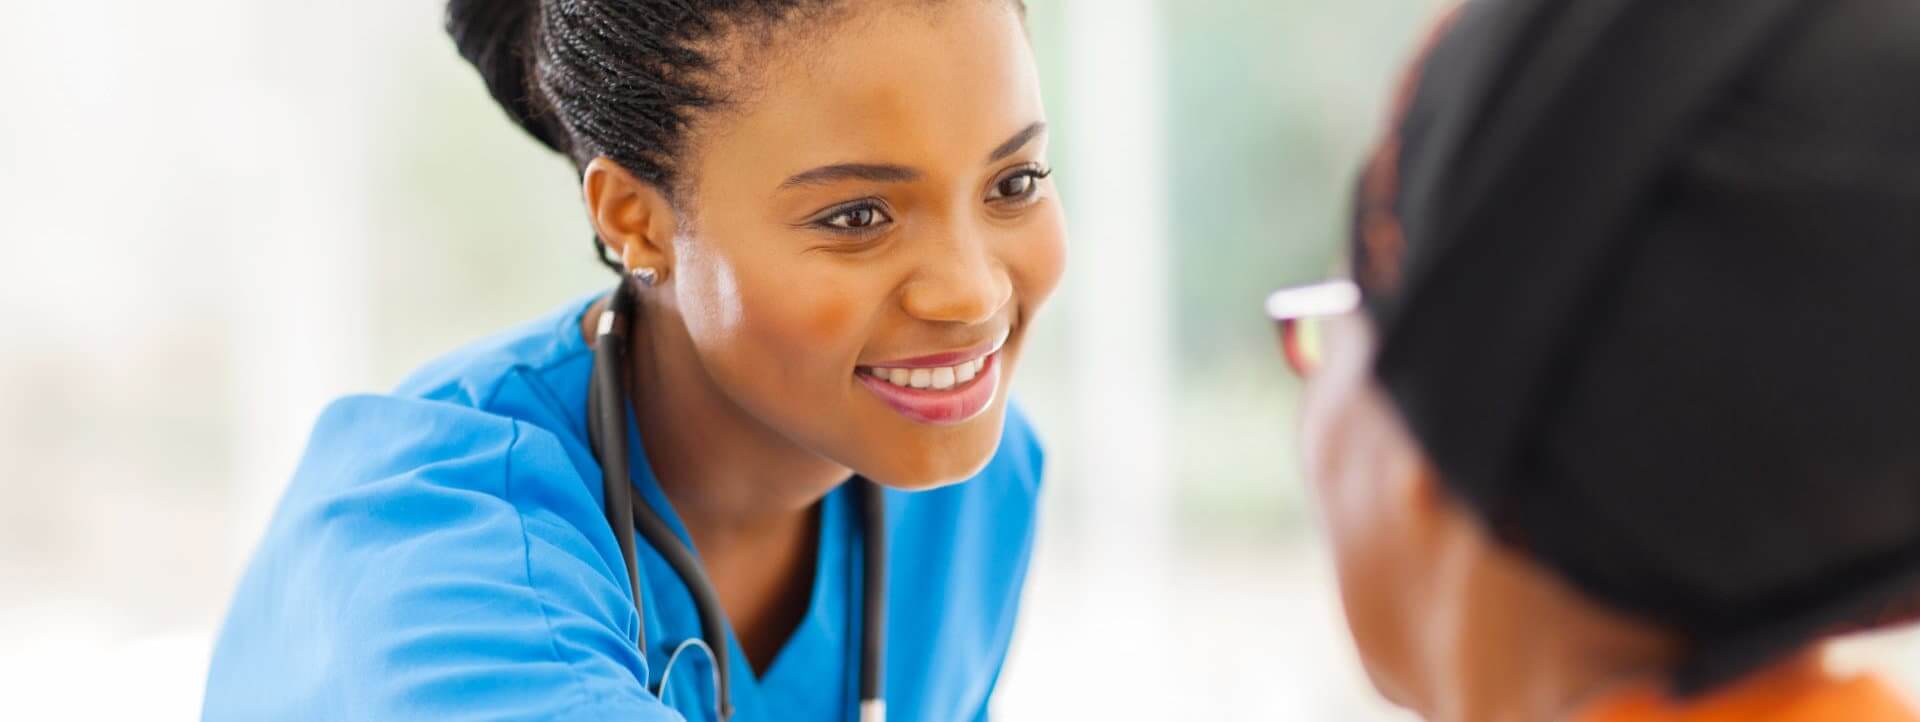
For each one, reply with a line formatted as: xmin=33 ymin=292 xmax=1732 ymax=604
xmin=1354 ymin=0 xmax=1920 ymax=692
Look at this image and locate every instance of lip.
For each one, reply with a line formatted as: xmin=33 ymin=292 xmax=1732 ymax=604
xmin=855 ymin=352 xmax=1003 ymax=426
xmin=860 ymin=333 xmax=1009 ymax=369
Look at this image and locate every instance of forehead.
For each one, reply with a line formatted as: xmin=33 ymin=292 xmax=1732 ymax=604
xmin=700 ymin=1 xmax=1043 ymax=177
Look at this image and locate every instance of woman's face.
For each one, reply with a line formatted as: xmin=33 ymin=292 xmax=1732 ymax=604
xmin=1298 ymin=315 xmax=1683 ymax=718
xmin=1297 ymin=313 xmax=1448 ymax=708
xmin=665 ymin=1 xmax=1063 ymax=489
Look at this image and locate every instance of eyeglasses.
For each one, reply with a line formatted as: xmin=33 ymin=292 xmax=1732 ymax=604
xmin=1265 ymin=280 xmax=1360 ymax=377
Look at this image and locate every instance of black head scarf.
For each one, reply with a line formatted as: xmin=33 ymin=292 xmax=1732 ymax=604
xmin=1354 ymin=0 xmax=1920 ymax=692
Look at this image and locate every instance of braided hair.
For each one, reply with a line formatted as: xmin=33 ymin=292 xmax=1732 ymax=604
xmin=446 ymin=0 xmax=841 ymax=270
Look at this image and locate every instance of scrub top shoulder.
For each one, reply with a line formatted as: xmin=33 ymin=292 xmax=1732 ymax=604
xmin=203 ymin=293 xmax=1047 ymax=722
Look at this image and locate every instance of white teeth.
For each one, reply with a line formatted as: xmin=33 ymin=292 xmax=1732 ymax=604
xmin=867 ymin=353 xmax=993 ymax=390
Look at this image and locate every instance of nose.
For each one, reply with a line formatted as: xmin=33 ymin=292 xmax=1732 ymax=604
xmin=900 ymin=232 xmax=1012 ymax=326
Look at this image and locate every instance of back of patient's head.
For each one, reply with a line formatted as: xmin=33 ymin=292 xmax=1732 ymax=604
xmin=1358 ymin=0 xmax=1920 ymax=691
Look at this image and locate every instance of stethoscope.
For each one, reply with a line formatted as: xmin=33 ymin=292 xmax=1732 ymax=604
xmin=585 ymin=280 xmax=888 ymax=722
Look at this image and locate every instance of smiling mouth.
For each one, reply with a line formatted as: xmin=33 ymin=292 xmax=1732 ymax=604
xmin=861 ymin=354 xmax=990 ymax=391
xmin=854 ymin=350 xmax=1002 ymax=425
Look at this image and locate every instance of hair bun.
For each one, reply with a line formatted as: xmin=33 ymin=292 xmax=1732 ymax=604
xmin=445 ymin=0 xmax=567 ymax=154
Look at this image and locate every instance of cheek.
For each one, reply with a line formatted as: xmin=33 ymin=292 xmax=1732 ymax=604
xmin=677 ymin=244 xmax=872 ymax=380
xmin=804 ymin=294 xmax=857 ymax=342
xmin=1006 ymin=206 xmax=1067 ymax=308
xmin=674 ymin=245 xmax=748 ymax=339
xmin=1300 ymin=377 xmax=1359 ymax=530
xmin=1301 ymin=379 xmax=1418 ymax=699
xmin=744 ymin=266 xmax=871 ymax=367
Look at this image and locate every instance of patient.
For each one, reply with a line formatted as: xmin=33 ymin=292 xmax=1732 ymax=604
xmin=1269 ymin=0 xmax=1920 ymax=720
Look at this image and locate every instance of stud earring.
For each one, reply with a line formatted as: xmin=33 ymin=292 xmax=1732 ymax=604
xmin=631 ymin=267 xmax=661 ymax=288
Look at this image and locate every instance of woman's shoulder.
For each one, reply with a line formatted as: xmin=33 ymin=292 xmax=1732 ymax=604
xmin=262 ymin=391 xmax=616 ymax=598
xmin=389 ymin=291 xmax=602 ymax=414
xmin=210 ymin=389 xmax=651 ymax=719
xmin=277 ymin=293 xmax=605 ymax=501
xmin=291 ymin=392 xmax=587 ymax=499
xmin=270 ymin=291 xmax=616 ymax=562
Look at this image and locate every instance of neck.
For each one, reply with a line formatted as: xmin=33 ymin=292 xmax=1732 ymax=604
xmin=1417 ymin=530 xmax=1681 ymax=722
xmin=609 ymin=301 xmax=851 ymax=551
xmin=584 ymin=297 xmax=845 ymax=672
xmin=1429 ymin=632 xmax=1665 ymax=722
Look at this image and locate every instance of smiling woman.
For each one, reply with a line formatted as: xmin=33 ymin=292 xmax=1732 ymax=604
xmin=201 ymin=2 xmax=1062 ymax=721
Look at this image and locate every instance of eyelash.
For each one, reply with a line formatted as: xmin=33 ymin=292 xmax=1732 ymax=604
xmin=809 ymin=198 xmax=894 ymax=239
xmin=988 ymin=164 xmax=1054 ymax=206
xmin=803 ymin=164 xmax=1055 ymax=239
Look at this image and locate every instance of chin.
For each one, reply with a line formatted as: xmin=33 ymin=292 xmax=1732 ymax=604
xmin=1348 ymin=621 xmax=1432 ymax=717
xmin=855 ymin=407 xmax=1008 ymax=491
xmin=1332 ymin=569 xmax=1422 ymax=713
xmin=863 ymin=446 xmax=999 ymax=491
xmin=1360 ymin=658 xmax=1413 ymax=711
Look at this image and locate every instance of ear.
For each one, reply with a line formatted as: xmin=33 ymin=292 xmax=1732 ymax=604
xmin=582 ymin=157 xmax=681 ymax=280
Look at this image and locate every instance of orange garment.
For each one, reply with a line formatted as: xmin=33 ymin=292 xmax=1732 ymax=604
xmin=1575 ymin=660 xmax=1918 ymax=722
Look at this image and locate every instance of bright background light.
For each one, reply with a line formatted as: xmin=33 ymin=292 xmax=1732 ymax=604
xmin=6 ymin=2 xmax=1916 ymax=720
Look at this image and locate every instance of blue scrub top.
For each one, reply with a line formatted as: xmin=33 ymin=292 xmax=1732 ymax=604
xmin=204 ymin=294 xmax=1045 ymax=722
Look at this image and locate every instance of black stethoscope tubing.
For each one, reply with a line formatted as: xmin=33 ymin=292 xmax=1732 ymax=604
xmin=586 ymin=282 xmax=887 ymax=722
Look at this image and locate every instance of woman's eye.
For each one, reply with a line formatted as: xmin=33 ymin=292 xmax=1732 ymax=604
xmin=998 ymin=175 xmax=1034 ymax=198
xmin=988 ymin=167 xmax=1051 ymax=203
xmin=820 ymin=204 xmax=893 ymax=232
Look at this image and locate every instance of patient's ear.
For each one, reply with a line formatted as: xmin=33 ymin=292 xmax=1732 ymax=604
xmin=582 ymin=157 xmax=681 ymax=278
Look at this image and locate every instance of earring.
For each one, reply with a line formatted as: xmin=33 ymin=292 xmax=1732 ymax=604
xmin=631 ymin=267 xmax=661 ymax=288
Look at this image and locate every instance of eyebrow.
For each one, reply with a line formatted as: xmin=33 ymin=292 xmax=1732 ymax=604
xmin=987 ymin=121 xmax=1047 ymax=163
xmin=777 ymin=121 xmax=1049 ymax=189
xmin=780 ymin=163 xmax=921 ymax=189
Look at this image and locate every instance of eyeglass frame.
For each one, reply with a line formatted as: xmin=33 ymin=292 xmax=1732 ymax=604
xmin=1265 ymin=279 xmax=1361 ymax=376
